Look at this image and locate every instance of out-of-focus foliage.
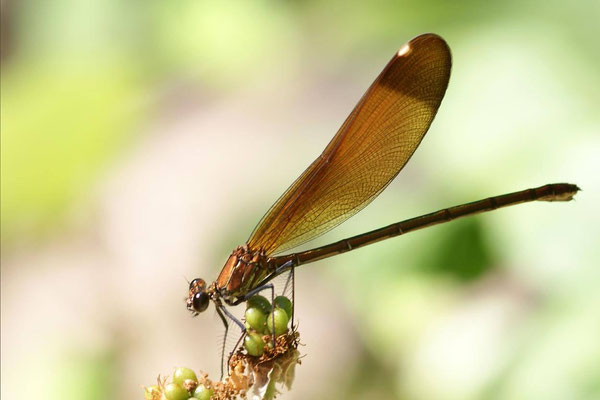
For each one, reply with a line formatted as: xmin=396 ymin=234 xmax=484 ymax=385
xmin=1 ymin=1 xmax=598 ymax=400
xmin=1 ymin=61 xmax=140 ymax=240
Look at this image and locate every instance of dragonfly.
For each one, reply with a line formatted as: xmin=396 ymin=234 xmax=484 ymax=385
xmin=186 ymin=33 xmax=579 ymax=375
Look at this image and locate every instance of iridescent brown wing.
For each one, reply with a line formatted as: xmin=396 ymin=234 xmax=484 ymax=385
xmin=248 ymin=33 xmax=452 ymax=255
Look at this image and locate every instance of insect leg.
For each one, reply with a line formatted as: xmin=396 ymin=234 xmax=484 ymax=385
xmin=216 ymin=304 xmax=245 ymax=379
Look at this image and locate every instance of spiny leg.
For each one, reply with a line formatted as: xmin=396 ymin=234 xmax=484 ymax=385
xmin=282 ymin=263 xmax=296 ymax=329
xmin=216 ymin=304 xmax=245 ymax=379
xmin=227 ymin=330 xmax=247 ymax=375
xmin=214 ymin=305 xmax=229 ymax=380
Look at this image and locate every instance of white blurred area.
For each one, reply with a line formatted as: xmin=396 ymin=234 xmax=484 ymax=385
xmin=2 ymin=1 xmax=599 ymax=400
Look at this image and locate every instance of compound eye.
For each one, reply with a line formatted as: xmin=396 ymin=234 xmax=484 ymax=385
xmin=189 ymin=278 xmax=206 ymax=290
xmin=192 ymin=292 xmax=210 ymax=313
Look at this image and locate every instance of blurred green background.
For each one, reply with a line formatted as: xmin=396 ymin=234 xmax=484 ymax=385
xmin=1 ymin=1 xmax=599 ymax=399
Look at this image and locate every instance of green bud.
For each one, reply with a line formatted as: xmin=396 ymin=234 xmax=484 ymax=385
xmin=163 ymin=383 xmax=189 ymax=400
xmin=244 ymin=332 xmax=265 ymax=357
xmin=273 ymin=296 xmax=293 ymax=320
xmin=245 ymin=307 xmax=267 ymax=332
xmin=246 ymin=295 xmax=272 ymax=314
xmin=266 ymin=307 xmax=289 ymax=336
xmin=172 ymin=367 xmax=197 ymax=386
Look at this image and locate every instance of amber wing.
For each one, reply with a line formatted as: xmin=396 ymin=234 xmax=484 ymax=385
xmin=247 ymin=33 xmax=452 ymax=255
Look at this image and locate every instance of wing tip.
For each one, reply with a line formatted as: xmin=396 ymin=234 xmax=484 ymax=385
xmin=398 ymin=33 xmax=451 ymax=58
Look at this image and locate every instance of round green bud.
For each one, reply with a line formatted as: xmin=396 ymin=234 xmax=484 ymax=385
xmin=163 ymin=382 xmax=189 ymax=400
xmin=244 ymin=332 xmax=265 ymax=357
xmin=172 ymin=367 xmax=197 ymax=386
xmin=193 ymin=384 xmax=214 ymax=400
xmin=246 ymin=295 xmax=272 ymax=314
xmin=266 ymin=307 xmax=289 ymax=336
xmin=273 ymin=296 xmax=293 ymax=319
xmin=245 ymin=307 xmax=267 ymax=332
